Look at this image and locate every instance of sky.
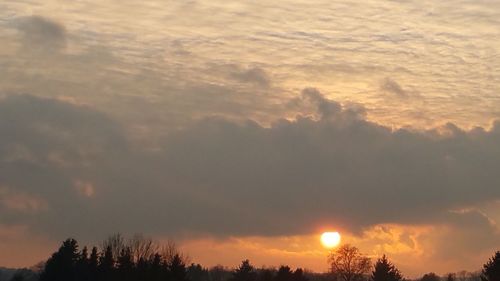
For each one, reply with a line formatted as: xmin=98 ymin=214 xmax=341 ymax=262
xmin=0 ymin=0 xmax=500 ymax=278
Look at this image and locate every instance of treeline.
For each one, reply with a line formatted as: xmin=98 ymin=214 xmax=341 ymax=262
xmin=30 ymin=235 xmax=311 ymax=281
xmin=327 ymin=244 xmax=499 ymax=281
xmin=4 ymin=236 xmax=500 ymax=281
xmin=39 ymin=235 xmax=189 ymax=281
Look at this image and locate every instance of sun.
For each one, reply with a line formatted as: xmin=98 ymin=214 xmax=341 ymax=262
xmin=321 ymin=232 xmax=341 ymax=248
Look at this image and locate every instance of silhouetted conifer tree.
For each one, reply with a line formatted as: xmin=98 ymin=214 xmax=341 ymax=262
xmin=188 ymin=263 xmax=210 ymax=281
xmin=88 ymin=247 xmax=99 ymax=281
xmin=371 ymin=255 xmax=403 ymax=281
xmin=40 ymin=238 xmax=80 ymax=281
xmin=482 ymin=251 xmax=500 ymax=281
xmin=232 ymin=260 xmax=257 ymax=281
xmin=170 ymin=254 xmax=189 ymax=281
xmin=98 ymin=246 xmax=115 ymax=281
xmin=150 ymin=253 xmax=165 ymax=281
xmin=75 ymin=247 xmax=89 ymax=281
xmin=117 ymin=247 xmax=134 ymax=281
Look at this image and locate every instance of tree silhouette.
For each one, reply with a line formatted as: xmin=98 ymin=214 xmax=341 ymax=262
xmin=371 ymin=255 xmax=403 ymax=281
xmin=232 ymin=260 xmax=257 ymax=281
xmin=38 ymin=235 xmax=198 ymax=281
xmin=101 ymin=234 xmax=125 ymax=261
xmin=257 ymin=268 xmax=275 ymax=281
xmin=328 ymin=244 xmax=371 ymax=281
xmin=88 ymin=247 xmax=99 ymax=281
xmin=98 ymin=246 xmax=115 ymax=281
xmin=421 ymin=273 xmax=440 ymax=281
xmin=40 ymin=238 xmax=80 ymax=281
xmin=9 ymin=269 xmax=37 ymax=281
xmin=188 ymin=263 xmax=210 ymax=281
xmin=129 ymin=234 xmax=158 ymax=263
xmin=445 ymin=273 xmax=455 ymax=281
xmin=170 ymin=254 xmax=189 ymax=281
xmin=292 ymin=269 xmax=308 ymax=281
xmin=481 ymin=251 xmax=500 ymax=281
xmin=10 ymin=272 xmax=26 ymax=281
xmin=149 ymin=253 xmax=166 ymax=281
xmin=210 ymin=265 xmax=231 ymax=281
xmin=75 ymin=246 xmax=89 ymax=281
xmin=275 ymin=266 xmax=293 ymax=281
xmin=116 ymin=247 xmax=134 ymax=281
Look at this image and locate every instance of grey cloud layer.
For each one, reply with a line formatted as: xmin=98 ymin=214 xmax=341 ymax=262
xmin=1 ymin=93 xmax=499 ymax=242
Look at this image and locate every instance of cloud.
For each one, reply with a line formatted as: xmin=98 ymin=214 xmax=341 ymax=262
xmin=74 ymin=181 xmax=95 ymax=198
xmin=15 ymin=16 xmax=66 ymax=51
xmin=157 ymin=92 xmax=500 ymax=237
xmin=0 ymin=186 xmax=48 ymax=213
xmin=230 ymin=66 xmax=271 ymax=88
xmin=1 ymin=91 xmax=499 ymax=249
xmin=379 ymin=77 xmax=417 ymax=98
xmin=0 ymin=94 xmax=127 ymax=235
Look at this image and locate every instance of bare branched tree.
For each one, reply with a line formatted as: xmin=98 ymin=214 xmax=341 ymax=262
xmin=128 ymin=234 xmax=159 ymax=263
xmin=160 ymin=240 xmax=190 ymax=265
xmin=328 ymin=244 xmax=371 ymax=281
xmin=101 ymin=233 xmax=126 ymax=260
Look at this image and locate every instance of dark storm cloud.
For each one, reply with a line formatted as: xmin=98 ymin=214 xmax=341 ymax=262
xmin=1 ymin=91 xmax=499 ymax=241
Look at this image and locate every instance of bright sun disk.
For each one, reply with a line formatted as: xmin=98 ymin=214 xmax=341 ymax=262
xmin=321 ymin=231 xmax=341 ymax=248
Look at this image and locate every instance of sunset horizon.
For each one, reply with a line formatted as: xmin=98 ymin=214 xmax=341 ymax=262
xmin=0 ymin=1 xmax=499 ymax=281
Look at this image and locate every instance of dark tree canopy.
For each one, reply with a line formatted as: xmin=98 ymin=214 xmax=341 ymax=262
xmin=9 ymin=269 xmax=37 ymax=281
xmin=170 ymin=254 xmax=189 ymax=281
xmin=446 ymin=273 xmax=455 ymax=281
xmin=187 ymin=263 xmax=210 ymax=281
xmin=9 ymin=273 xmax=25 ymax=281
xmin=371 ymin=255 xmax=403 ymax=281
xmin=257 ymin=268 xmax=275 ymax=281
xmin=31 ymin=236 xmax=499 ymax=281
xmin=40 ymin=238 xmax=80 ymax=281
xmin=275 ymin=266 xmax=293 ymax=281
xmin=421 ymin=272 xmax=440 ymax=281
xmin=38 ymin=235 xmax=188 ymax=281
xmin=482 ymin=251 xmax=500 ymax=281
xmin=292 ymin=268 xmax=308 ymax=281
xmin=232 ymin=260 xmax=257 ymax=281
xmin=209 ymin=265 xmax=232 ymax=281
